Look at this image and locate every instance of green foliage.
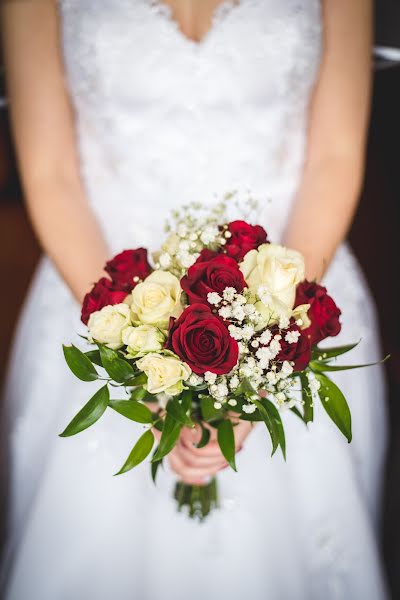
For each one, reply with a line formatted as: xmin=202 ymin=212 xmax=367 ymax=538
xmin=199 ymin=395 xmax=224 ymax=422
xmin=253 ymin=399 xmax=280 ymax=456
xmin=166 ymin=396 xmax=193 ymax=427
xmin=152 ymin=413 xmax=182 ymax=462
xmin=63 ymin=345 xmax=98 ymax=381
xmin=114 ymin=429 xmax=154 ymax=475
xmin=217 ymin=420 xmax=236 ymax=471
xmin=84 ymin=349 xmax=103 ymax=367
xmin=59 ymin=384 xmax=109 ymax=437
xmin=99 ymin=345 xmax=134 ymax=383
xmin=315 ymin=373 xmax=352 ymax=442
xmin=311 ymin=341 xmax=360 ymax=362
xmin=300 ymin=373 xmax=314 ymax=424
xmin=196 ymin=423 xmax=211 ymax=448
xmin=109 ymin=399 xmax=153 ymax=423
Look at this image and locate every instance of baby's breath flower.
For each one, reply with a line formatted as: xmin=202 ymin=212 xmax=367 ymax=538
xmin=188 ymin=373 xmax=204 ymax=386
xmin=259 ymin=329 xmax=272 ymax=345
xmin=219 ymin=306 xmax=232 ymax=320
xmin=207 ymin=292 xmax=222 ymax=306
xmin=285 ymin=330 xmax=301 ymax=344
xmin=223 ymin=287 xmax=236 ymax=302
xmin=232 ymin=306 xmax=246 ymax=321
xmin=243 ymin=403 xmax=256 ymax=414
xmin=204 ymin=371 xmax=217 ymax=385
xmin=229 ymin=374 xmax=240 ymax=389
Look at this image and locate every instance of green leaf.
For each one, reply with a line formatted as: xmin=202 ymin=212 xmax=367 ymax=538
xmin=240 ymin=406 xmax=263 ymax=421
xmin=109 ymin=399 xmax=153 ymax=423
xmin=151 ymin=450 xmax=163 ymax=484
xmin=200 ymin=395 xmax=224 ymax=422
xmin=99 ymin=345 xmax=135 ymax=383
xmin=253 ymin=399 xmax=280 ymax=456
xmin=59 ymin=384 xmax=109 ymax=437
xmin=84 ymin=349 xmax=103 ymax=367
xmin=130 ymin=387 xmax=148 ymax=402
xmin=166 ymin=397 xmax=193 ymax=427
xmin=315 ymin=373 xmax=352 ymax=442
xmin=311 ymin=341 xmax=360 ymax=361
xmin=181 ymin=389 xmax=192 ymax=413
xmin=151 ymin=413 xmax=182 ymax=462
xmin=217 ymin=420 xmax=237 ymax=471
xmin=126 ymin=373 xmax=148 ymax=386
xmin=196 ymin=423 xmax=211 ymax=448
xmin=114 ymin=429 xmax=154 ymax=475
xmin=262 ymin=399 xmax=286 ymax=460
xmin=309 ymin=356 xmax=390 ymax=373
xmin=300 ymin=373 xmax=314 ymax=423
xmin=63 ymin=345 xmax=98 ymax=382
xmin=290 ymin=405 xmax=307 ymax=424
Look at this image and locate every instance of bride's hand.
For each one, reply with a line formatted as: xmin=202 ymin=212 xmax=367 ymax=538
xmin=166 ymin=420 xmax=254 ymax=486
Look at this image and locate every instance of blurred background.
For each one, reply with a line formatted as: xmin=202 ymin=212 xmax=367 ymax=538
xmin=0 ymin=0 xmax=399 ymax=595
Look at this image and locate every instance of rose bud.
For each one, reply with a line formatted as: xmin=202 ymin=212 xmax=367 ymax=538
xmin=295 ymin=280 xmax=341 ymax=345
xmin=181 ymin=254 xmax=246 ymax=305
xmin=105 ymin=248 xmax=152 ymax=291
xmin=224 ymin=220 xmax=268 ymax=262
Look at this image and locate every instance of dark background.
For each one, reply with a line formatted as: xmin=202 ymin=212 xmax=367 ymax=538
xmin=0 ymin=0 xmax=399 ymax=595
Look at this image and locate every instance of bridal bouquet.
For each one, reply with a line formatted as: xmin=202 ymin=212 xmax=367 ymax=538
xmin=61 ymin=198 xmax=379 ymax=520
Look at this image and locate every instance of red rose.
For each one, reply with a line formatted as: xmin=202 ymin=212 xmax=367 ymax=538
xmin=275 ymin=324 xmax=311 ymax=372
xmin=224 ymin=220 xmax=268 ymax=262
xmin=166 ymin=304 xmax=239 ymax=375
xmin=295 ymin=281 xmax=342 ymax=345
xmin=181 ymin=254 xmax=246 ymax=305
xmin=81 ymin=278 xmax=128 ymax=324
xmin=105 ymin=248 xmax=152 ymax=291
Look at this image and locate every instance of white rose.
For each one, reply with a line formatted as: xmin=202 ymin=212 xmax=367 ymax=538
xmin=122 ymin=325 xmax=166 ymax=357
xmin=240 ymin=243 xmax=305 ymax=325
xmin=130 ymin=270 xmax=183 ymax=327
xmin=88 ymin=303 xmax=131 ymax=349
xmin=136 ymin=353 xmax=191 ymax=396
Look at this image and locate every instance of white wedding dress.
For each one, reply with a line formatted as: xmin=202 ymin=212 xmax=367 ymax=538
xmin=1 ymin=1 xmax=389 ymax=599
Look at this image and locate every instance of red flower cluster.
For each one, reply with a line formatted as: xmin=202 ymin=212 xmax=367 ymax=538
xmin=105 ymin=249 xmax=151 ymax=291
xmin=295 ymin=281 xmax=341 ymax=345
xmin=224 ymin=220 xmax=268 ymax=261
xmin=275 ymin=324 xmax=311 ymax=372
xmin=181 ymin=251 xmax=246 ymax=305
xmin=166 ymin=304 xmax=239 ymax=375
xmin=81 ymin=248 xmax=152 ymax=324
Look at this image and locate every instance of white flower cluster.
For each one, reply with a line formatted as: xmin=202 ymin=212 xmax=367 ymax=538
xmin=153 ymin=200 xmax=233 ymax=277
xmin=202 ymin=286 xmax=302 ymax=412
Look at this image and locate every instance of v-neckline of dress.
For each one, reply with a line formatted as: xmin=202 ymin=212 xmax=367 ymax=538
xmin=146 ymin=0 xmax=244 ymax=48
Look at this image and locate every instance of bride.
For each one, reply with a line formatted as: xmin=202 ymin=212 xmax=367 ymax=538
xmin=0 ymin=1 xmax=389 ymax=598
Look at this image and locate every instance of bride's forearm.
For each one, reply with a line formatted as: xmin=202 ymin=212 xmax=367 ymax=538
xmin=25 ymin=172 xmax=109 ymax=304
xmin=282 ymin=154 xmax=364 ymax=281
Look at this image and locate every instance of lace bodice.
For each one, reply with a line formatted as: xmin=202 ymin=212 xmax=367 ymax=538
xmin=57 ymin=0 xmax=322 ymax=251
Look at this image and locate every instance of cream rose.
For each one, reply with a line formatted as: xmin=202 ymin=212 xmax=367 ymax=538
xmin=122 ymin=324 xmax=166 ymax=357
xmin=130 ymin=271 xmax=183 ymax=327
xmin=240 ymin=243 xmax=305 ymax=325
xmin=88 ymin=303 xmax=131 ymax=349
xmin=136 ymin=353 xmax=191 ymax=396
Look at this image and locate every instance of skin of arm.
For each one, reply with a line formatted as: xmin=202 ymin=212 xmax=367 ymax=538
xmin=283 ymin=0 xmax=373 ymax=281
xmin=0 ymin=0 xmax=110 ymax=304
xmin=168 ymin=0 xmax=374 ymax=483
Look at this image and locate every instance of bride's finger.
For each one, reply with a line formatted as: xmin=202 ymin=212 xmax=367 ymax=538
xmin=168 ymin=451 xmax=225 ymax=486
xmin=174 ymin=442 xmax=228 ymax=470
